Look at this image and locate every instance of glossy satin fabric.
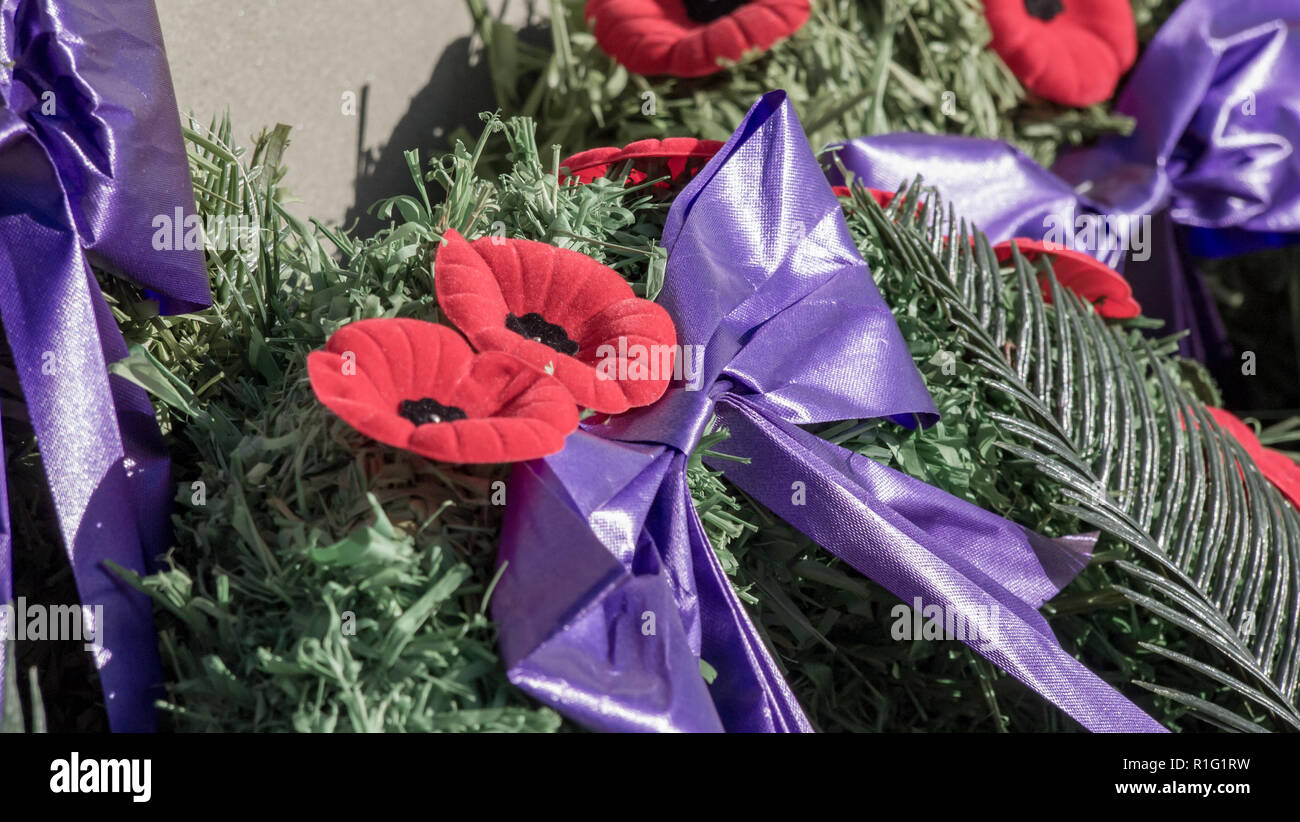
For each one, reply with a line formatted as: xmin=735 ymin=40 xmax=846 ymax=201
xmin=0 ymin=0 xmax=209 ymax=731
xmin=826 ymin=0 xmax=1300 ymax=366
xmin=493 ymin=91 xmax=1165 ymax=732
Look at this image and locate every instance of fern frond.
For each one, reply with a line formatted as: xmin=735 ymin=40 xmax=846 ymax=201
xmin=855 ymin=181 xmax=1300 ymax=731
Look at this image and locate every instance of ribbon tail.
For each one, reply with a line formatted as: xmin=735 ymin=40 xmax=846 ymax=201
xmin=669 ymin=470 xmax=812 ymax=732
xmin=495 ymin=429 xmax=813 ymax=732
xmin=0 ymin=122 xmax=162 ymax=731
xmin=823 ymin=134 xmax=1084 ymax=242
xmin=711 ymin=397 xmax=1167 ymax=732
xmin=494 ymin=454 xmax=726 ymax=732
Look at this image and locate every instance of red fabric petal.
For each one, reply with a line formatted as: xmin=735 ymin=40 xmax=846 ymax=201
xmin=984 ymin=0 xmax=1137 ymax=107
xmin=615 ymin=136 xmax=724 ymax=161
xmin=994 ymin=238 xmax=1141 ymax=319
xmin=868 ymin=188 xmax=897 ymax=208
xmin=586 ymin=0 xmax=811 ymax=78
xmin=435 ymin=230 xmax=678 ymax=413
xmin=1256 ymin=449 xmax=1300 ymax=510
xmin=560 ymin=137 xmax=725 ymax=189
xmin=1206 ymin=407 xmax=1300 ymax=509
xmin=558 ymin=146 xmax=625 ymax=184
xmin=307 ymin=318 xmax=578 ymax=464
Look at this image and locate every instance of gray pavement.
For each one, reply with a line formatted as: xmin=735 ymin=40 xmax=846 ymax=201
xmin=157 ymin=0 xmax=526 ymax=227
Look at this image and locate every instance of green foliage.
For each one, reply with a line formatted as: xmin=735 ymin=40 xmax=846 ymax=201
xmin=1133 ymin=0 xmax=1183 ymax=40
xmin=94 ymin=110 xmax=683 ymax=732
xmin=854 ymin=182 xmax=1300 ymax=730
xmin=1 ymin=640 xmax=47 ymax=733
xmin=466 ymin=0 xmax=1137 ymax=169
xmin=98 ymin=117 xmax=525 ymax=731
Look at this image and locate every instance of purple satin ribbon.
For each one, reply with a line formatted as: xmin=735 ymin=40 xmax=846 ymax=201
xmin=0 ymin=0 xmax=210 ymax=731
xmin=493 ymin=91 xmax=1165 ymax=732
xmin=826 ymin=0 xmax=1300 ymax=367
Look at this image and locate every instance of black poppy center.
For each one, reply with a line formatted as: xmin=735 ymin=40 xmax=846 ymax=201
xmin=506 ymin=312 xmax=579 ymax=356
xmin=682 ymin=0 xmax=752 ymax=24
xmin=399 ymin=397 xmax=468 ymax=426
xmin=1023 ymin=0 xmax=1064 ymax=21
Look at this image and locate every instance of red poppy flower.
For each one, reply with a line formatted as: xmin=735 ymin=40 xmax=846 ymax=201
xmin=434 ymin=230 xmax=678 ymax=414
xmin=984 ymin=0 xmax=1137 ymax=107
xmin=1205 ymin=408 xmax=1300 ymax=509
xmin=994 ymin=238 xmax=1141 ymax=319
xmin=585 ymin=0 xmax=811 ymax=78
xmin=307 ymin=319 xmax=579 ymax=464
xmin=560 ymin=138 xmax=725 ymax=189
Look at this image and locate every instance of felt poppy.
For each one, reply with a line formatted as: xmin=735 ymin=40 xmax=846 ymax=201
xmin=435 ymin=229 xmax=678 ymax=414
xmin=984 ymin=0 xmax=1137 ymax=107
xmin=585 ymin=0 xmax=811 ymax=78
xmin=307 ymin=319 xmax=579 ymax=464
xmin=1205 ymin=407 xmax=1300 ymax=509
xmin=994 ymin=238 xmax=1141 ymax=319
xmin=560 ymin=137 xmax=725 ymax=189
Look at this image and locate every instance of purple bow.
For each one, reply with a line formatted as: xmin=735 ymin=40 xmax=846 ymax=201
xmin=826 ymin=0 xmax=1300 ymax=368
xmin=492 ymin=91 xmax=1165 ymax=732
xmin=0 ymin=0 xmax=210 ymax=731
